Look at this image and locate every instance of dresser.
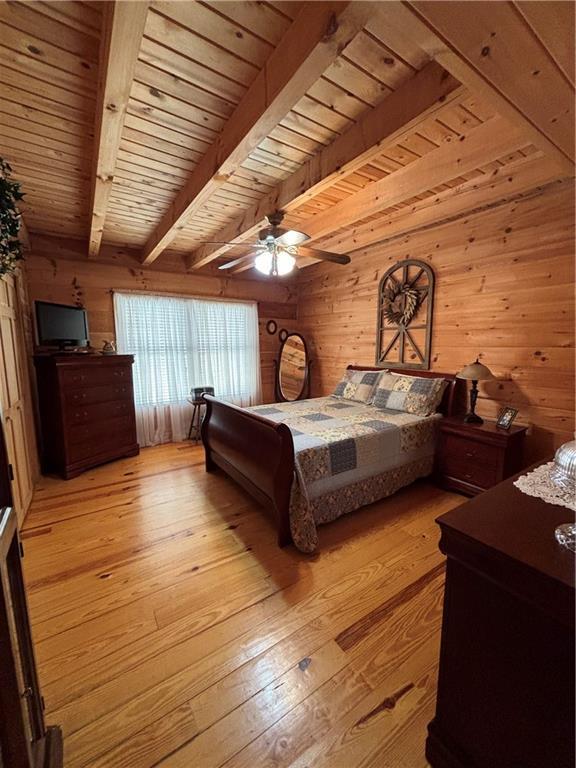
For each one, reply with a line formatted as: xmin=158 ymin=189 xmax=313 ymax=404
xmin=34 ymin=355 xmax=139 ymax=479
xmin=435 ymin=417 xmax=527 ymax=495
xmin=427 ymin=467 xmax=575 ymax=768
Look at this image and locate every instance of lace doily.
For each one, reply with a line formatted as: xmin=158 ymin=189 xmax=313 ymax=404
xmin=514 ymin=462 xmax=576 ymax=511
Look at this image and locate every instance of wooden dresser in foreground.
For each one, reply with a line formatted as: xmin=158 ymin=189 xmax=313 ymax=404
xmin=427 ymin=467 xmax=575 ymax=768
xmin=435 ymin=417 xmax=527 ymax=495
xmin=34 ymin=355 xmax=139 ymax=479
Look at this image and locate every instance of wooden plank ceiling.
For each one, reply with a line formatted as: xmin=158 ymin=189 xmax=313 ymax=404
xmin=0 ymin=1 xmax=573 ymax=275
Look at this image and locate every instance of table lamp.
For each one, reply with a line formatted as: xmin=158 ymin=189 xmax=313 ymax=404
xmin=456 ymin=358 xmax=495 ymax=424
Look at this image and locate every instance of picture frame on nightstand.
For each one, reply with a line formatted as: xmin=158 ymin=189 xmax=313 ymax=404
xmin=496 ymin=406 xmax=518 ymax=430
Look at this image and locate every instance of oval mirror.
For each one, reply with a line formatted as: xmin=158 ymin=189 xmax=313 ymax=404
xmin=278 ymin=333 xmax=308 ymax=401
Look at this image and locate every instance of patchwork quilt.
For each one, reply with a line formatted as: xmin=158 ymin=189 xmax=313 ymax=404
xmin=247 ymin=396 xmax=441 ymax=552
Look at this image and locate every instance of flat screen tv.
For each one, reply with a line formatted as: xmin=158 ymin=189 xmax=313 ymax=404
xmin=35 ymin=301 xmax=89 ymax=349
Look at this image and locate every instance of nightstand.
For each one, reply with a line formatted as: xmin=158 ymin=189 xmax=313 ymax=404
xmin=435 ymin=417 xmax=528 ymax=496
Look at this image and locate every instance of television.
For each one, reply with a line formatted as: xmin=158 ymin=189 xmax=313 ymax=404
xmin=35 ymin=301 xmax=89 ymax=349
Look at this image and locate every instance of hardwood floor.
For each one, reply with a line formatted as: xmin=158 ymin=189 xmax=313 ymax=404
xmin=21 ymin=442 xmax=464 ymax=768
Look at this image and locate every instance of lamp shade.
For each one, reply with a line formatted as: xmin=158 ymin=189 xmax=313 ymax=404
xmin=456 ymin=359 xmax=495 ymax=381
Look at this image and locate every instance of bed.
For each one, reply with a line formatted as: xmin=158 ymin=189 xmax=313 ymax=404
xmin=201 ymin=366 xmax=460 ymax=552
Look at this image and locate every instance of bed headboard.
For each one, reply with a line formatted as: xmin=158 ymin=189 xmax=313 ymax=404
xmin=346 ymin=365 xmax=463 ymax=417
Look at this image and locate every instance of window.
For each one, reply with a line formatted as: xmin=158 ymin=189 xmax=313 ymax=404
xmin=114 ymin=292 xmax=261 ymax=408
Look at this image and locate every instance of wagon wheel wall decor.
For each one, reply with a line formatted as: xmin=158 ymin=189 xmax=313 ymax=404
xmin=376 ymin=259 xmax=435 ymax=370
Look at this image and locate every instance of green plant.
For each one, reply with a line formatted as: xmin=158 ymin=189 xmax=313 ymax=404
xmin=0 ymin=157 xmax=25 ymax=276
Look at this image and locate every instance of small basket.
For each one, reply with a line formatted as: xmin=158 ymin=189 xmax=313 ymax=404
xmin=191 ymin=386 xmax=214 ymax=403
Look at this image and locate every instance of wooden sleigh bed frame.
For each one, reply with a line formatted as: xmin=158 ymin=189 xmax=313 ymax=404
xmin=201 ymin=366 xmax=462 ymax=548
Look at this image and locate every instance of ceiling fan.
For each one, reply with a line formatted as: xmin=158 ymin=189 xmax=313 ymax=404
xmin=196 ymin=211 xmax=350 ymax=276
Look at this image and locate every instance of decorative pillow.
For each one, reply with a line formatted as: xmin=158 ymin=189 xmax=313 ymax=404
xmin=332 ymin=369 xmax=382 ymax=403
xmin=374 ymin=373 xmax=447 ymax=416
xmin=371 ymin=372 xmax=399 ymax=409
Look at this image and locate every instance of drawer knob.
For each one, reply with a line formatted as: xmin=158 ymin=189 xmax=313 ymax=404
xmin=465 ymin=451 xmax=474 ymax=458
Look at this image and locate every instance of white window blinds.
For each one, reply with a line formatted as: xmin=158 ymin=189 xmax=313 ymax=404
xmin=114 ymin=292 xmax=261 ymax=445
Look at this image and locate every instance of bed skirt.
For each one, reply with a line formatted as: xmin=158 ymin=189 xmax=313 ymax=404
xmin=289 ymin=455 xmax=434 ymax=552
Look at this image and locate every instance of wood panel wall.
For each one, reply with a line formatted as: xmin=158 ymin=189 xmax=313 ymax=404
xmin=298 ymin=182 xmax=575 ymax=463
xmin=24 ymin=255 xmax=297 ymax=404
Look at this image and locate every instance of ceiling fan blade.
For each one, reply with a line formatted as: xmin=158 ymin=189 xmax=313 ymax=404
xmin=195 ymin=240 xmax=260 ymax=247
xmin=218 ymin=251 xmax=263 ymax=270
xmin=297 ymin=245 xmax=350 ymax=265
xmin=218 ymin=257 xmax=248 ymax=270
xmin=276 ymin=229 xmax=310 ymax=246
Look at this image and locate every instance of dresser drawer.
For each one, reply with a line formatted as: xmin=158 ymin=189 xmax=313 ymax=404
xmin=66 ymin=383 xmax=133 ymax=406
xmin=440 ymin=433 xmax=500 ymax=471
xmin=60 ymin=365 xmax=131 ymax=390
xmin=67 ymin=437 xmax=135 ymax=463
xmin=67 ymin=415 xmax=135 ymax=459
xmin=65 ymin=400 xmax=134 ymax=426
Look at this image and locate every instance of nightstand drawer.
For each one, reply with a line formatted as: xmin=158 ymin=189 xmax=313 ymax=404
xmin=440 ymin=433 xmax=500 ymax=471
xmin=439 ymin=456 xmax=499 ymax=490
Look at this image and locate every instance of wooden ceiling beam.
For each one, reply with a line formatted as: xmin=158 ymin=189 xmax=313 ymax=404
xmin=141 ymin=1 xmax=375 ymax=266
xmin=387 ymin=1 xmax=574 ymax=174
xmin=318 ymin=153 xmax=568 ymax=254
xmin=88 ymin=1 xmax=149 ymax=258
xmin=514 ymin=1 xmax=575 ymax=87
xmin=288 ymin=115 xmax=531 ymax=246
xmin=187 ymin=62 xmax=463 ymax=271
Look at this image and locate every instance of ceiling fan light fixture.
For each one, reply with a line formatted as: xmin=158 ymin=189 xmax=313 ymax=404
xmin=254 ymin=250 xmax=295 ymax=277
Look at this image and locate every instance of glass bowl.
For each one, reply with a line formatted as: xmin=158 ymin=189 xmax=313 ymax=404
xmin=550 ymin=440 xmax=576 ymax=490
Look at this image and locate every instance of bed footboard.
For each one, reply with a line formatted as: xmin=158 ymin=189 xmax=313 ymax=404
xmin=201 ymin=395 xmax=295 ymax=547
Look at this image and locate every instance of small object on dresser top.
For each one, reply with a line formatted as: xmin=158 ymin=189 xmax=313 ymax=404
xmin=102 ymin=339 xmax=116 ymax=355
xmin=514 ymin=441 xmax=576 ymax=512
xmin=555 ymin=524 xmax=576 ymax=553
xmin=551 ymin=440 xmax=576 ymax=489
